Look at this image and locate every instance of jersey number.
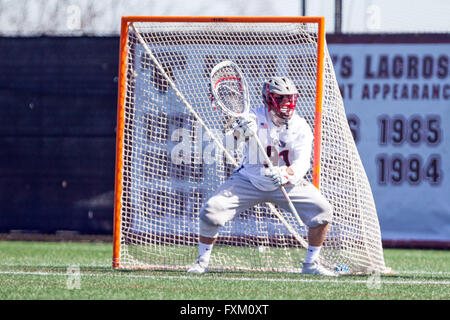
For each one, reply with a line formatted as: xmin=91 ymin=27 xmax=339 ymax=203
xmin=266 ymin=146 xmax=291 ymax=167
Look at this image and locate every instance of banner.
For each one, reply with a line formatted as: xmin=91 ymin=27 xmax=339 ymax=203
xmin=328 ymin=42 xmax=450 ymax=243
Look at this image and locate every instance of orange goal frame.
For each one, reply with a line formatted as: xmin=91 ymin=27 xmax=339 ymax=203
xmin=113 ymin=16 xmax=325 ymax=269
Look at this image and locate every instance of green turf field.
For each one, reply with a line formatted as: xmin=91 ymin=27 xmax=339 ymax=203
xmin=0 ymin=240 xmax=448 ymax=300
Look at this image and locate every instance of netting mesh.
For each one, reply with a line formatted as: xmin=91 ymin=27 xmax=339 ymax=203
xmin=115 ymin=20 xmax=386 ymax=274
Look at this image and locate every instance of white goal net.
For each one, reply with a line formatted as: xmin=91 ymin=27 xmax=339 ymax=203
xmin=113 ymin=17 xmax=387 ymax=274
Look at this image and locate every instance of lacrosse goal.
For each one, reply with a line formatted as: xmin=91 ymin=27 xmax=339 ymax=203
xmin=113 ymin=16 xmax=387 ymax=274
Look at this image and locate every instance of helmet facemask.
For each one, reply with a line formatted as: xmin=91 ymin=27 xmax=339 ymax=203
xmin=262 ymin=77 xmax=299 ymax=126
xmin=266 ymin=91 xmax=298 ymax=120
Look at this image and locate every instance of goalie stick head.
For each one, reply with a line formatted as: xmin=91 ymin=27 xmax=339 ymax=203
xmin=262 ymin=77 xmax=299 ymax=125
xmin=210 ymin=60 xmax=250 ymax=118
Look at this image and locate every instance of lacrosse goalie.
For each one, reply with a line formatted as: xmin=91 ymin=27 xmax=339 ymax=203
xmin=188 ymin=77 xmax=336 ymax=276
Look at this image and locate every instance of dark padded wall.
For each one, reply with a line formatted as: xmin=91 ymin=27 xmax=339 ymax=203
xmin=0 ymin=37 xmax=119 ymax=234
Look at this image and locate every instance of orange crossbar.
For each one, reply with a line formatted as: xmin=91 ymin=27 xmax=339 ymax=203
xmin=121 ymin=16 xmax=324 ymax=24
xmin=112 ymin=16 xmax=326 ymax=268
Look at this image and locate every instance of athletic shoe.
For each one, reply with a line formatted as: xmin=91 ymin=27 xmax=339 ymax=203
xmin=187 ymin=257 xmax=208 ymax=274
xmin=301 ymin=261 xmax=338 ymax=276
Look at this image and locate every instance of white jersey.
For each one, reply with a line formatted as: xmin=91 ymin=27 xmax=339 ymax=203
xmin=237 ymin=106 xmax=313 ymax=191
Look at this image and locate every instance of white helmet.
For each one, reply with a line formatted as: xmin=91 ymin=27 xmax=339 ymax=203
xmin=262 ymin=77 xmax=299 ymax=121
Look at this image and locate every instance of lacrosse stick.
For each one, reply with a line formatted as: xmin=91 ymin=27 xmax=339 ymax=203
xmin=210 ymin=60 xmax=305 ymax=230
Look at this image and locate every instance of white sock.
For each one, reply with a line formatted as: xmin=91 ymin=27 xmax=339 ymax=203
xmin=198 ymin=242 xmax=213 ymax=264
xmin=304 ymin=245 xmax=321 ymax=263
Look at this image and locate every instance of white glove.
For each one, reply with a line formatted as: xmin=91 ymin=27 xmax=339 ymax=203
xmin=264 ymin=166 xmax=294 ymax=187
xmin=233 ymin=114 xmax=257 ymax=138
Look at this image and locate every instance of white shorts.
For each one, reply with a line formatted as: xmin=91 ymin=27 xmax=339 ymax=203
xmin=199 ymin=172 xmax=332 ymax=237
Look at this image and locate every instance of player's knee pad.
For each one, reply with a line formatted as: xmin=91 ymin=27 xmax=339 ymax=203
xmin=308 ymin=198 xmax=333 ymax=227
xmin=198 ymin=196 xmax=231 ymax=238
xmin=199 ymin=215 xmax=220 ymax=238
xmin=199 ymin=197 xmax=228 ymax=227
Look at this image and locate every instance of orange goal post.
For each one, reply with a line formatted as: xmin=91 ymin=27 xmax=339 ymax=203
xmin=113 ymin=16 xmax=387 ymax=274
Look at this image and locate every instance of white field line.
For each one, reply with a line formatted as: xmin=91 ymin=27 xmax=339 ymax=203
xmin=396 ymin=270 xmax=450 ymax=275
xmin=0 ymin=270 xmax=449 ymax=286
xmin=0 ymin=264 xmax=448 ymax=276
